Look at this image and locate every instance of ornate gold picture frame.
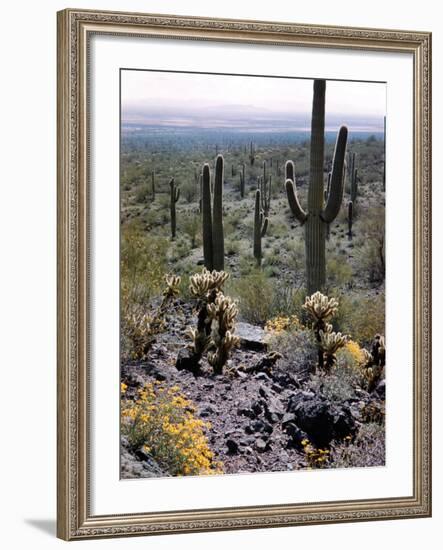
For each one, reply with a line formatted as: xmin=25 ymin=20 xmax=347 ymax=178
xmin=57 ymin=8 xmax=431 ymax=540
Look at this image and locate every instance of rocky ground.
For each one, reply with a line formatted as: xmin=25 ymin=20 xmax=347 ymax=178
xmin=121 ymin=298 xmax=385 ymax=478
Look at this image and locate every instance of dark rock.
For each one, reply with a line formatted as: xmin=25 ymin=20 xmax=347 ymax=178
xmin=375 ymin=380 xmax=386 ymax=399
xmin=258 ymin=385 xmax=273 ymax=400
xmin=246 ymin=419 xmax=273 ymax=435
xmin=272 ymin=383 xmax=284 ymax=393
xmin=272 ymin=371 xmax=301 ymax=389
xmin=285 ymin=423 xmax=309 ymax=450
xmin=141 ymin=364 xmax=166 ymax=381
xmin=281 ymin=412 xmax=296 ymax=427
xmin=226 ymin=439 xmax=240 ymax=454
xmin=236 ymin=322 xmax=268 ymax=351
xmin=175 ymin=348 xmax=201 ymax=375
xmin=288 ymin=393 xmax=356 ymax=447
xmin=199 ymin=405 xmax=216 ymax=417
xmin=251 ymin=400 xmax=263 ymax=416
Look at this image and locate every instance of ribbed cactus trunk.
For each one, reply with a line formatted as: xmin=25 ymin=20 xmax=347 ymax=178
xmin=306 ymin=79 xmax=326 ymax=294
xmin=201 ymin=155 xmax=225 ymax=271
xmin=212 ymin=155 xmax=225 ymax=271
xmin=169 ymin=178 xmax=180 ymax=240
xmin=253 ymin=189 xmax=268 ymax=266
xmin=202 ymin=165 xmax=213 ymax=270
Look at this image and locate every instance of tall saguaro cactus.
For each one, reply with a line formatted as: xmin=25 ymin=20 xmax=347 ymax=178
xmin=169 ymin=177 xmax=180 ymax=240
xmin=285 ymin=79 xmax=348 ymax=294
xmin=253 ymin=189 xmax=269 ymax=266
xmin=239 ymin=163 xmax=245 ymax=198
xmin=260 ymin=161 xmax=272 ymax=216
xmin=202 ymin=155 xmax=225 ymax=271
xmin=348 ymin=151 xmax=358 ymax=202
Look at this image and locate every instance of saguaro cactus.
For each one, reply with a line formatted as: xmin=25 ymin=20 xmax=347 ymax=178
xmin=348 ymin=152 xmax=358 ymax=202
xmin=285 ymin=79 xmax=348 ymax=294
xmin=347 ymin=200 xmax=353 ymax=239
xmin=169 ymin=178 xmax=180 ymax=240
xmin=260 ymin=161 xmax=271 ymax=216
xmin=239 ymin=163 xmax=246 ymax=198
xmin=151 ymin=170 xmax=156 ymax=200
xmin=202 ymin=155 xmax=225 ymax=271
xmin=249 ymin=141 xmax=255 ymax=166
xmin=253 ymin=189 xmax=269 ymax=266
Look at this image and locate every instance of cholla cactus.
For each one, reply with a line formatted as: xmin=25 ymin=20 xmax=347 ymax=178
xmin=156 ymin=274 xmax=181 ymax=318
xmin=186 ymin=326 xmax=212 ymax=358
xmin=189 ymin=268 xmax=229 ymax=299
xmin=207 ymin=294 xmax=240 ymax=374
xmin=303 ymin=291 xmax=339 ymax=323
xmin=124 ymin=274 xmax=181 ymax=361
xmin=362 ymin=334 xmax=386 ymax=391
xmin=185 ymin=269 xmax=231 ymax=371
xmin=303 ymin=291 xmax=340 ymax=372
xmin=163 ymin=274 xmax=181 ymax=298
xmin=319 ymin=323 xmax=348 ymax=370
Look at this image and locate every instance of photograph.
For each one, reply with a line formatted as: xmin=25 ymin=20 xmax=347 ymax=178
xmin=119 ymin=69 xmax=387 ymax=479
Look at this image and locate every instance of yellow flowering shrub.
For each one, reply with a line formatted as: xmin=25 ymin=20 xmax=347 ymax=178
xmin=121 ymin=382 xmax=223 ymax=476
xmin=301 ymin=438 xmax=330 ymax=469
xmin=335 ymin=339 xmax=366 ymax=373
xmin=265 ymin=315 xmax=301 ymax=334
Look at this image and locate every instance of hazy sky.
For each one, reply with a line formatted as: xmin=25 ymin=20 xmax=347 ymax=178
xmin=121 ymin=70 xmax=386 ymax=132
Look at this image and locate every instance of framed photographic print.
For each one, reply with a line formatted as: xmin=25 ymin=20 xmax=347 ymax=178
xmin=57 ymin=8 xmax=431 ymax=540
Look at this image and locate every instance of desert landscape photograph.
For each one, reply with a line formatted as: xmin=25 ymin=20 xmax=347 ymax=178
xmin=119 ymin=70 xmax=386 ymax=479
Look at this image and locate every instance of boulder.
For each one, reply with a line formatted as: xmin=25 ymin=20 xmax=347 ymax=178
xmin=287 ymin=392 xmax=356 ymax=447
xmin=236 ymin=322 xmax=268 ymax=351
xmin=175 ymin=348 xmax=201 ymax=375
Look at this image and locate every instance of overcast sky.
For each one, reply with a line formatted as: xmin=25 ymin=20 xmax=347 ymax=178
xmin=121 ymin=70 xmax=386 ymax=132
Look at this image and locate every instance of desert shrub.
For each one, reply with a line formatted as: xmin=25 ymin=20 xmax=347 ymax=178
xmin=229 ymin=270 xmax=275 ymax=325
xmin=121 ymin=221 xmax=168 ymax=309
xmin=306 ymin=368 xmax=358 ymax=403
xmin=334 ymin=293 xmax=385 ymax=346
xmin=121 ymin=275 xmax=180 ymax=360
xmin=356 ymin=207 xmax=385 ymax=283
xmin=267 ymin=327 xmax=317 ymax=379
xmin=265 ymin=315 xmax=301 ymax=334
xmin=170 ymin=236 xmax=191 ymax=262
xmin=267 ymin=282 xmax=306 ymax=319
xmin=336 ymin=340 xmax=366 ymax=372
xmin=135 ymin=184 xmax=151 ymax=203
xmin=121 ymin=382 xmax=223 ymax=476
xmin=301 ymin=438 xmax=330 ymax=469
xmin=181 ymin=181 xmax=198 ymax=203
xmin=326 ymin=254 xmax=353 ymax=289
xmin=329 ymin=423 xmax=385 ymax=468
xmin=225 ymin=238 xmax=240 ymax=256
xmin=182 ymin=211 xmax=200 ymax=248
xmin=361 ymin=401 xmax=385 ymax=424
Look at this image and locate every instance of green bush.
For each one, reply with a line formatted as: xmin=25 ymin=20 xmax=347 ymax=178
xmin=121 ymin=221 xmax=169 ymax=311
xmin=334 ymin=292 xmax=385 ymax=346
xmin=228 ymin=270 xmax=275 ymax=325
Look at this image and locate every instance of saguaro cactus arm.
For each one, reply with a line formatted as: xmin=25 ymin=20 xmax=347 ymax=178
xmin=286 ymin=179 xmax=307 ymax=223
xmin=322 ymin=125 xmax=348 ymax=223
xmin=285 ymin=160 xmax=295 ymax=183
